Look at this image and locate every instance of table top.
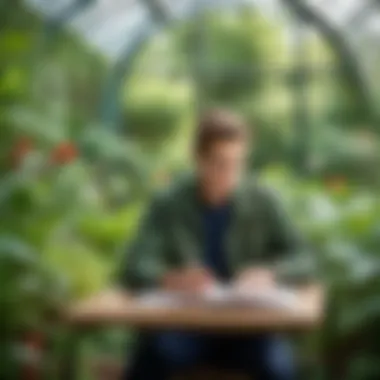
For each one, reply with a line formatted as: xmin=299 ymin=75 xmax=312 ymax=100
xmin=65 ymin=285 xmax=324 ymax=332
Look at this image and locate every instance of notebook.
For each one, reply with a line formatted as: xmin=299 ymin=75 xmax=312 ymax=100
xmin=137 ymin=285 xmax=297 ymax=309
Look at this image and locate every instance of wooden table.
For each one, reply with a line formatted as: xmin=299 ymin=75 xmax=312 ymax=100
xmin=60 ymin=285 xmax=324 ymax=379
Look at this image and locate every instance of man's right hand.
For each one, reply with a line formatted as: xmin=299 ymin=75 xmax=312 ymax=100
xmin=161 ymin=267 xmax=214 ymax=293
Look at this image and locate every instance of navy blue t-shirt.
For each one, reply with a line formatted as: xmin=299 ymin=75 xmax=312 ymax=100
xmin=202 ymin=203 xmax=232 ymax=282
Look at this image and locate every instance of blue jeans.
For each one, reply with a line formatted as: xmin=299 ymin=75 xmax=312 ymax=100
xmin=125 ymin=331 xmax=295 ymax=380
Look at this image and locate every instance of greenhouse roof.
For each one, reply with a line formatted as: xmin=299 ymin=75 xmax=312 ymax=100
xmin=25 ymin=0 xmax=380 ymax=61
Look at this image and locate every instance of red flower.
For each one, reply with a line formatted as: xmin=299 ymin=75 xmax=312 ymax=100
xmin=24 ymin=331 xmax=44 ymax=350
xmin=22 ymin=331 xmax=44 ymax=380
xmin=51 ymin=141 xmax=78 ymax=165
xmin=11 ymin=137 xmax=34 ymax=167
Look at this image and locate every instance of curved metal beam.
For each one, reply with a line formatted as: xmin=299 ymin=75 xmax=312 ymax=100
xmin=45 ymin=0 xmax=95 ymax=38
xmin=100 ymin=21 xmax=159 ymax=126
xmin=102 ymin=0 xmax=254 ymax=130
xmin=140 ymin=0 xmax=171 ymax=23
xmin=282 ymin=0 xmax=377 ymax=127
xmin=100 ymin=0 xmax=174 ymax=128
xmin=103 ymin=0 xmax=378 ymax=131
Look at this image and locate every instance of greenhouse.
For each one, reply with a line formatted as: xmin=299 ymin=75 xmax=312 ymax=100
xmin=1 ymin=0 xmax=380 ymax=379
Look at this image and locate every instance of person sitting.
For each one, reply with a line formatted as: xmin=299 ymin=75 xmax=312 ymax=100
xmin=120 ymin=109 xmax=314 ymax=380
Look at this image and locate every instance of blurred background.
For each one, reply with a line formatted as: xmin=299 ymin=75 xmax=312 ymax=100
xmin=1 ymin=0 xmax=380 ymax=379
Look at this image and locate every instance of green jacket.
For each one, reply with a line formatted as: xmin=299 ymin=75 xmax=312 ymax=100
xmin=121 ymin=175 xmax=315 ymax=290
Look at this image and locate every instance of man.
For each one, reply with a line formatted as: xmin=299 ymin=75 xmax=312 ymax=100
xmin=121 ymin=109 xmax=314 ymax=380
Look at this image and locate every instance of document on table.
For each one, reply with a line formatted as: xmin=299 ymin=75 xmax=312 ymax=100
xmin=137 ymin=285 xmax=298 ymax=309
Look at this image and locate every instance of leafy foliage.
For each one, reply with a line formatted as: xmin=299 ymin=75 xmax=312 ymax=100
xmin=1 ymin=2 xmax=380 ymax=379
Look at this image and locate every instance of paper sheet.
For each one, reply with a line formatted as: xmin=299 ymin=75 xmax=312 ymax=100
xmin=137 ymin=285 xmax=297 ymax=309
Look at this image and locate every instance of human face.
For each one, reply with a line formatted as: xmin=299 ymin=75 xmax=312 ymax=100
xmin=196 ymin=140 xmax=248 ymax=205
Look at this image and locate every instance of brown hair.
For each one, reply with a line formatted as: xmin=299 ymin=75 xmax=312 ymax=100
xmin=195 ymin=108 xmax=249 ymax=154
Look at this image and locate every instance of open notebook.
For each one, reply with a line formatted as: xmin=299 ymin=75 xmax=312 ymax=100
xmin=137 ymin=285 xmax=298 ymax=309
